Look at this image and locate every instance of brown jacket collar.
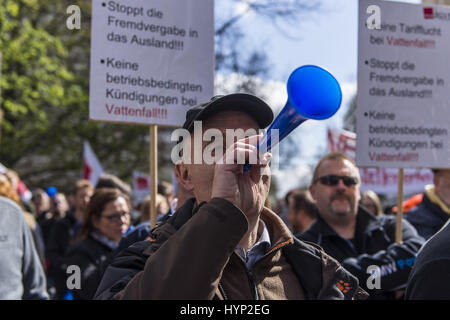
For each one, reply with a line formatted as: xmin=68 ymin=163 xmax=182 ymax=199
xmin=259 ymin=207 xmax=294 ymax=254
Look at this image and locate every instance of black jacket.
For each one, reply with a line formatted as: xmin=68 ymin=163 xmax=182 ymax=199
xmin=94 ymin=198 xmax=368 ymax=300
xmin=65 ymin=234 xmax=114 ymax=300
xmin=405 ymin=220 xmax=450 ymax=299
xmin=298 ymin=207 xmax=425 ymax=299
xmin=36 ymin=212 xmax=57 ymax=249
xmin=46 ymin=212 xmax=81 ymax=299
xmin=405 ymin=192 xmax=450 ymax=240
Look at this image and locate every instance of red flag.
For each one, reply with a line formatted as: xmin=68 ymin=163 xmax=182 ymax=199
xmin=83 ymin=141 xmax=104 ymax=186
xmin=83 ymin=162 xmax=92 ymax=180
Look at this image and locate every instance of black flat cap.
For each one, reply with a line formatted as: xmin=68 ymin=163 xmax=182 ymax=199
xmin=182 ymin=93 xmax=274 ymax=132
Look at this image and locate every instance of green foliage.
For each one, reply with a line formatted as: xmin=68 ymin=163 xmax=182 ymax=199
xmin=0 ymin=0 xmax=154 ymax=191
xmin=1 ymin=1 xmax=70 ymax=155
xmin=0 ymin=0 xmax=318 ymax=195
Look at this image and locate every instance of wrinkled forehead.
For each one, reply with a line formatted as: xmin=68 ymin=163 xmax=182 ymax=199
xmin=202 ymin=110 xmax=260 ymax=132
xmin=317 ymin=159 xmax=360 ymax=180
xmin=185 ymin=111 xmax=262 ymax=149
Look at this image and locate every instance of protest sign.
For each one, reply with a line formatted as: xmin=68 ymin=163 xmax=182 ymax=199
xmin=357 ymin=0 xmax=450 ymax=168
xmin=132 ymin=170 xmax=151 ymax=204
xmin=328 ymin=128 xmax=433 ymax=196
xmin=89 ymin=0 xmax=214 ymax=126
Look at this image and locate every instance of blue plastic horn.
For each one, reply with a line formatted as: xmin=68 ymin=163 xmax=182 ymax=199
xmin=244 ymin=65 xmax=342 ymax=173
xmin=46 ymin=186 xmax=58 ymax=198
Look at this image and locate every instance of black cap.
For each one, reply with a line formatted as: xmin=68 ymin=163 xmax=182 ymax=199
xmin=182 ymin=93 xmax=274 ymax=132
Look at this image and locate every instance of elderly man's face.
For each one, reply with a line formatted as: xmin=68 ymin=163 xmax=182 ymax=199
xmin=310 ymin=159 xmax=361 ymax=226
xmin=185 ymin=110 xmax=268 ymax=204
xmin=434 ymin=169 xmax=450 ymax=207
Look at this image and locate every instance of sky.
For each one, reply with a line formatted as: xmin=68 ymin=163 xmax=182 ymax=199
xmin=215 ymin=0 xmax=422 ymax=196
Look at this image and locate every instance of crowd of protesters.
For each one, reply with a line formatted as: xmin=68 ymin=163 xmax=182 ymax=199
xmin=0 ymin=165 xmax=180 ymax=300
xmin=2 ymin=94 xmax=450 ymax=300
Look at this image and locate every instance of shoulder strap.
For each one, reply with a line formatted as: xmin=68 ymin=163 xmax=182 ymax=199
xmin=283 ymin=238 xmax=368 ymax=300
xmin=282 ymin=238 xmax=324 ymax=299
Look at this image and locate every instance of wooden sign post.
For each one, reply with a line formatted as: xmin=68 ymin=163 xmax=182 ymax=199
xmin=149 ymin=125 xmax=158 ymax=228
xmin=395 ymin=168 xmax=404 ymax=244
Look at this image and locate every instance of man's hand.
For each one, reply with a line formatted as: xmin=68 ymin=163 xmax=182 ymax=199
xmin=210 ymin=135 xmax=271 ymax=220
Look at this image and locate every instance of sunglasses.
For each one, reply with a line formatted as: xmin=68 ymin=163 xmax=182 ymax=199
xmin=315 ymin=175 xmax=359 ymax=187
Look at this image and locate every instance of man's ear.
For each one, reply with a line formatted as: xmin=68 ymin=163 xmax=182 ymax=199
xmin=175 ymin=163 xmax=194 ymax=192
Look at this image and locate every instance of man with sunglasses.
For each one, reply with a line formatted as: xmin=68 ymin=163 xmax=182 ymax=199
xmin=298 ymin=152 xmax=424 ymax=300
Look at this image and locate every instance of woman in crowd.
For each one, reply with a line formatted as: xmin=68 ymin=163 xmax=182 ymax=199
xmin=65 ymin=188 xmax=130 ymax=300
xmin=139 ymin=193 xmax=170 ymax=225
xmin=360 ymin=190 xmax=383 ymax=216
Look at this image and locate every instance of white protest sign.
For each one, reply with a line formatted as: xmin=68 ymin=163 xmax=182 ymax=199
xmin=328 ymin=128 xmax=433 ymax=196
xmin=89 ymin=0 xmax=214 ymax=126
xmin=357 ymin=0 xmax=450 ymax=168
xmin=132 ymin=170 xmax=151 ymax=203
